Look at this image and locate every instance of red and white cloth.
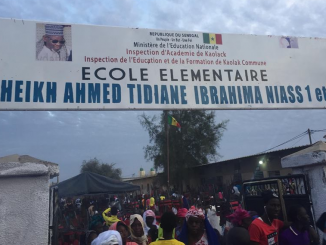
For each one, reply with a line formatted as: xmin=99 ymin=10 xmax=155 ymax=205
xmin=185 ymin=207 xmax=205 ymax=221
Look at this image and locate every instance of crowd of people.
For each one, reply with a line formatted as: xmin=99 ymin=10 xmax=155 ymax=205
xmin=58 ymin=190 xmax=326 ymax=245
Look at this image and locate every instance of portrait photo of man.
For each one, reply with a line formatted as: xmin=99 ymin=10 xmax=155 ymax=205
xmin=36 ymin=23 xmax=72 ymax=61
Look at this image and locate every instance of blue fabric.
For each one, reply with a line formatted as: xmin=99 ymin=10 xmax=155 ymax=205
xmin=178 ymin=217 xmax=219 ymax=245
xmin=183 ymin=196 xmax=189 ymax=210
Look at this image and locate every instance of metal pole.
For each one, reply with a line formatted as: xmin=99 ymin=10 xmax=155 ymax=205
xmin=308 ymin=128 xmax=312 ymax=145
xmin=166 ymin=112 xmax=170 ymax=191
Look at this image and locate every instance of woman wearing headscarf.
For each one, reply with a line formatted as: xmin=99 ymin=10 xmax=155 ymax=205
xmin=143 ymin=210 xmax=159 ymax=242
xmin=109 ymin=221 xmax=138 ymax=245
xmin=227 ymin=206 xmax=252 ymax=229
xmin=225 ymin=206 xmax=252 ymax=245
xmin=176 ymin=208 xmax=188 ymax=238
xmin=178 ymin=207 xmax=219 ymax=245
xmin=129 ymin=214 xmax=150 ymax=245
xmin=91 ymin=230 xmax=122 ymax=245
xmin=143 ymin=210 xmax=159 ymax=235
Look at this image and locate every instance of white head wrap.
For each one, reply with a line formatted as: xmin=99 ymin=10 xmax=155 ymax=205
xmin=91 ymin=230 xmax=122 ymax=245
xmin=129 ymin=214 xmax=147 ymax=245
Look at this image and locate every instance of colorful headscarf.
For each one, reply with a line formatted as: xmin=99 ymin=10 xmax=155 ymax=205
xmin=91 ymin=230 xmax=122 ymax=245
xmin=143 ymin=210 xmax=159 ymax=235
xmin=177 ymin=208 xmax=188 ymax=218
xmin=226 ymin=206 xmax=250 ymax=226
xmin=150 ymin=197 xmax=155 ymax=207
xmin=185 ymin=207 xmax=205 ymax=221
xmin=129 ymin=214 xmax=148 ymax=245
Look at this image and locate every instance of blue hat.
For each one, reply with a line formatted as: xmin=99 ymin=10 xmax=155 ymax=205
xmin=45 ymin=24 xmax=64 ymax=36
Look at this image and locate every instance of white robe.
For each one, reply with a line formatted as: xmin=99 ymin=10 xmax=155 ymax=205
xmin=37 ymin=45 xmax=71 ymax=61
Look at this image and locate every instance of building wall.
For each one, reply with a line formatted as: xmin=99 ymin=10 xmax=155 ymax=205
xmin=0 ymin=175 xmax=50 ymax=245
xmin=126 ymin=177 xmax=155 ymax=195
xmin=185 ymin=155 xmax=293 ymax=189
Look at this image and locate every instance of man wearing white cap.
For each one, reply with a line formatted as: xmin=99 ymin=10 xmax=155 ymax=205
xmin=36 ymin=24 xmax=72 ymax=61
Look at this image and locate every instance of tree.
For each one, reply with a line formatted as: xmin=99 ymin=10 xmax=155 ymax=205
xmin=139 ymin=110 xmax=228 ymax=188
xmin=80 ymin=158 xmax=122 ymax=180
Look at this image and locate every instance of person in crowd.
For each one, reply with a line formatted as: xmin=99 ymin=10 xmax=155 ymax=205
xmin=150 ymin=197 xmax=155 ymax=210
xmin=182 ymin=194 xmax=190 ymax=210
xmin=36 ymin=24 xmax=72 ymax=61
xmin=89 ymin=210 xmax=105 ymax=232
xmin=130 ymin=214 xmax=149 ymax=245
xmin=148 ymin=225 xmax=158 ymax=242
xmin=63 ymin=231 xmax=79 ymax=245
xmin=90 ymin=221 xmax=105 ymax=236
xmin=279 ymin=204 xmax=319 ymax=245
xmin=86 ymin=230 xmax=98 ymax=245
xmin=141 ymin=195 xmax=145 ymax=210
xmin=64 ymin=198 xmax=75 ymax=229
xmin=317 ymin=212 xmax=326 ymax=245
xmin=146 ymin=198 xmax=151 ymax=210
xmin=178 ymin=207 xmax=219 ymax=245
xmin=227 ymin=206 xmax=253 ymax=229
xmin=176 ymin=208 xmax=188 ymax=238
xmin=110 ymin=196 xmax=122 ymax=211
xmin=91 ymin=230 xmax=122 ymax=245
xmin=143 ymin=209 xmax=159 ymax=241
xmin=109 ymin=221 xmax=138 ymax=245
xmin=89 ymin=202 xmax=95 ymax=218
xmin=248 ymin=190 xmax=283 ymax=245
xmin=226 ymin=227 xmax=250 ymax=245
xmin=226 ymin=206 xmax=252 ymax=245
xmin=143 ymin=210 xmax=159 ymax=236
xmin=150 ymin=212 xmax=185 ymax=245
xmin=103 ymin=206 xmax=121 ymax=227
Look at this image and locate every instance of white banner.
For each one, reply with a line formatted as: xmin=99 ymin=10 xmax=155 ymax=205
xmin=0 ymin=18 xmax=326 ymax=110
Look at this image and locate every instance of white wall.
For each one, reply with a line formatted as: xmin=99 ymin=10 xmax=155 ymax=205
xmin=0 ymin=175 xmax=50 ymax=245
xmin=292 ymin=165 xmax=326 ymax=243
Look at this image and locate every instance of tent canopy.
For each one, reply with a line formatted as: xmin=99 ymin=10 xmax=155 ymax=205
xmin=55 ymin=172 xmax=140 ymax=197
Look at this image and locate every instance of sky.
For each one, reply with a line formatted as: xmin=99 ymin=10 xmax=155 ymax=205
xmin=0 ymin=0 xmax=326 ymax=181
